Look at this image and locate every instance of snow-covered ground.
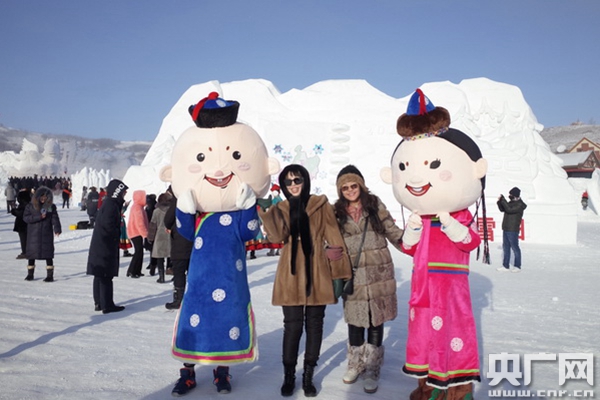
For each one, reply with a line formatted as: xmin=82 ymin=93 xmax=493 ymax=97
xmin=0 ymin=207 xmax=598 ymax=399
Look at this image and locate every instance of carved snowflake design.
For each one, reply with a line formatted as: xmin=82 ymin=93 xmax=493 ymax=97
xmin=450 ymin=337 xmax=464 ymax=352
xmin=229 ymin=327 xmax=240 ymax=340
xmin=220 ymin=214 xmax=232 ymax=226
xmin=212 ymin=289 xmax=226 ymax=302
xmin=431 ymin=316 xmax=443 ymax=331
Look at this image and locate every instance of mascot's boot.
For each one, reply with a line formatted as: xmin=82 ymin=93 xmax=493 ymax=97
xmin=165 ymin=287 xmax=184 ymax=310
xmin=43 ymin=266 xmax=54 ymax=282
xmin=445 ymin=383 xmax=474 ymax=400
xmin=409 ymin=378 xmax=446 ymax=400
xmin=280 ymin=364 xmax=296 ymax=397
xmin=302 ymin=361 xmax=318 ymax=397
xmin=363 ymin=344 xmax=384 ymax=394
xmin=172 ymin=366 xmax=196 ymax=396
xmin=25 ymin=265 xmax=35 ymax=281
xmin=342 ymin=343 xmax=365 ymax=384
xmin=213 ymin=366 xmax=232 ymax=394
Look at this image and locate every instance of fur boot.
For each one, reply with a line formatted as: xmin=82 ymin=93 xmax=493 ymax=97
xmin=43 ymin=266 xmax=54 ymax=282
xmin=25 ymin=265 xmax=35 ymax=281
xmin=363 ymin=343 xmax=384 ymax=394
xmin=342 ymin=343 xmax=365 ymax=384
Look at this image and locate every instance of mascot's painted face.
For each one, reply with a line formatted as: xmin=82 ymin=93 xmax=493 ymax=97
xmin=161 ymin=122 xmax=279 ymax=212
xmin=384 ymin=136 xmax=487 ymax=215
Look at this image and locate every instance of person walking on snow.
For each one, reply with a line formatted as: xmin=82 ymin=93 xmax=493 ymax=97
xmin=23 ymin=186 xmax=62 ymax=282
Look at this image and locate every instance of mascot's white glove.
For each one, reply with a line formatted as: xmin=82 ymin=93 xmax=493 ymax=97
xmin=402 ymin=212 xmax=423 ymax=247
xmin=177 ymin=189 xmax=197 ymax=214
xmin=438 ymin=212 xmax=469 ymax=243
xmin=236 ymin=183 xmax=257 ymax=210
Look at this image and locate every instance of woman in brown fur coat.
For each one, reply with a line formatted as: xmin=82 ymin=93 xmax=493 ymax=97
xmin=333 ymin=165 xmax=403 ymax=394
xmin=260 ymin=164 xmax=352 ymax=398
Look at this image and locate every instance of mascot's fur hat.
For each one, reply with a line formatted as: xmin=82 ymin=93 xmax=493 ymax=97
xmin=396 ymin=88 xmax=490 ymax=264
xmin=188 ymin=91 xmax=240 ymax=128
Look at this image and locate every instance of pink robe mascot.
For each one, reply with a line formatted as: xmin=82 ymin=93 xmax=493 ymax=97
xmin=382 ymin=89 xmax=489 ymax=400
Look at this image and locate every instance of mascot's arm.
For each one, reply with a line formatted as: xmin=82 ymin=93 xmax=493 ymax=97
xmin=439 ymin=211 xmax=481 ymax=252
xmin=323 ymin=203 xmax=352 ymax=280
xmin=258 ymin=203 xmax=289 ymax=243
xmin=402 ymin=212 xmax=422 ymax=251
xmin=239 ymin=206 xmax=260 ymax=242
xmin=175 ymin=190 xmax=198 ymax=242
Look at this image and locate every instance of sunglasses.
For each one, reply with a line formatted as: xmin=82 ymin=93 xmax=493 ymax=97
xmin=284 ymin=177 xmax=304 ymax=187
xmin=341 ymin=183 xmax=359 ymax=192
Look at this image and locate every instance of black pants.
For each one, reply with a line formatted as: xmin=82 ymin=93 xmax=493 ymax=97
xmin=93 ymin=276 xmax=116 ymax=310
xmin=127 ymin=236 xmax=144 ymax=276
xmin=348 ymin=323 xmax=384 ymax=347
xmin=27 ymin=258 xmax=53 ymax=267
xmin=282 ymin=305 xmax=326 ymax=367
xmin=18 ymin=230 xmax=27 ymax=254
xmin=171 ymin=259 xmax=190 ymax=289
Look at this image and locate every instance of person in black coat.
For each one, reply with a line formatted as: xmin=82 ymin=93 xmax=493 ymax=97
xmin=23 ymin=186 xmax=62 ymax=282
xmin=86 ymin=179 xmax=129 ymax=314
xmin=12 ymin=189 xmax=31 ymax=259
xmin=497 ymin=187 xmax=528 ymax=272
xmin=163 ymin=191 xmax=193 ymax=309
xmin=86 ymin=187 xmax=100 ymax=228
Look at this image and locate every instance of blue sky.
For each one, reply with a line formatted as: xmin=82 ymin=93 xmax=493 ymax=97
xmin=1 ymin=1 xmax=598 ymax=141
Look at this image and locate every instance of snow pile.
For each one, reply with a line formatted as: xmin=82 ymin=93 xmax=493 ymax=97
xmin=124 ymin=78 xmax=583 ymax=244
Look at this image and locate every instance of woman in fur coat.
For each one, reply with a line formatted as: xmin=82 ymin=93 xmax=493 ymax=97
xmin=333 ymin=165 xmax=403 ymax=394
xmin=23 ymin=186 xmax=62 ymax=282
xmin=260 ymin=164 xmax=352 ymax=397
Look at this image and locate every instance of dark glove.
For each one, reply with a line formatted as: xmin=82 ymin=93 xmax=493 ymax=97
xmin=325 ymin=245 xmax=344 ymax=261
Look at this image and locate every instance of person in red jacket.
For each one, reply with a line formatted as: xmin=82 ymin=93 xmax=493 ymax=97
xmin=126 ymin=190 xmax=148 ymax=278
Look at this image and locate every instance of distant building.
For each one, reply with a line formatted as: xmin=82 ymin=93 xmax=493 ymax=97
xmin=555 ymin=150 xmax=600 ymax=178
xmin=568 ymin=137 xmax=600 ymax=162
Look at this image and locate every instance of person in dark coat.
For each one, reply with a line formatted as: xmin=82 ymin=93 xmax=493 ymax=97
xmin=497 ymin=187 xmax=528 ymax=272
xmin=163 ymin=191 xmax=192 ymax=309
xmin=11 ymin=189 xmax=32 ymax=259
xmin=144 ymin=193 xmax=158 ymax=273
xmin=86 ymin=187 xmax=100 ymax=228
xmin=23 ymin=186 xmax=62 ymax=282
xmin=86 ymin=179 xmax=129 ymax=314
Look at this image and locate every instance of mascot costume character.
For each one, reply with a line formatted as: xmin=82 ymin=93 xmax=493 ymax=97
xmin=159 ymin=92 xmax=280 ymax=396
xmin=381 ymin=89 xmax=489 ymax=400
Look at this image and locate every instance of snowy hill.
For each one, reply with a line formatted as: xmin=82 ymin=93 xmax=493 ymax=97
xmin=539 ymin=124 xmax=600 ymax=153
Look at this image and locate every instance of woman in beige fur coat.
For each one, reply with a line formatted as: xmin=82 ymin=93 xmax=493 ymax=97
xmin=333 ymin=165 xmax=404 ymax=394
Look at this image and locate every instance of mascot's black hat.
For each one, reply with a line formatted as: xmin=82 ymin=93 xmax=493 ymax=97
xmin=188 ymin=92 xmax=240 ymax=128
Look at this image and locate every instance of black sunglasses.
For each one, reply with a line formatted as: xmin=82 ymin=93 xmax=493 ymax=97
xmin=284 ymin=177 xmax=304 ymax=187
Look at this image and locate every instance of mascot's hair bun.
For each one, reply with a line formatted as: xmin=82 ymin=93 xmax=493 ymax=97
xmin=396 ymin=88 xmax=451 ymax=139
xmin=188 ymin=91 xmax=240 ymax=128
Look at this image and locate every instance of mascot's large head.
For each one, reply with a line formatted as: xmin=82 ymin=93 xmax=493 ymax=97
xmin=381 ymin=89 xmax=487 ymax=215
xmin=160 ymin=91 xmax=280 ymax=212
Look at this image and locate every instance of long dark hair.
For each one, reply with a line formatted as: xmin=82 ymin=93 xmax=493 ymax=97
xmin=334 ymin=190 xmax=385 ymax=234
xmin=278 ymin=164 xmax=314 ymax=296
